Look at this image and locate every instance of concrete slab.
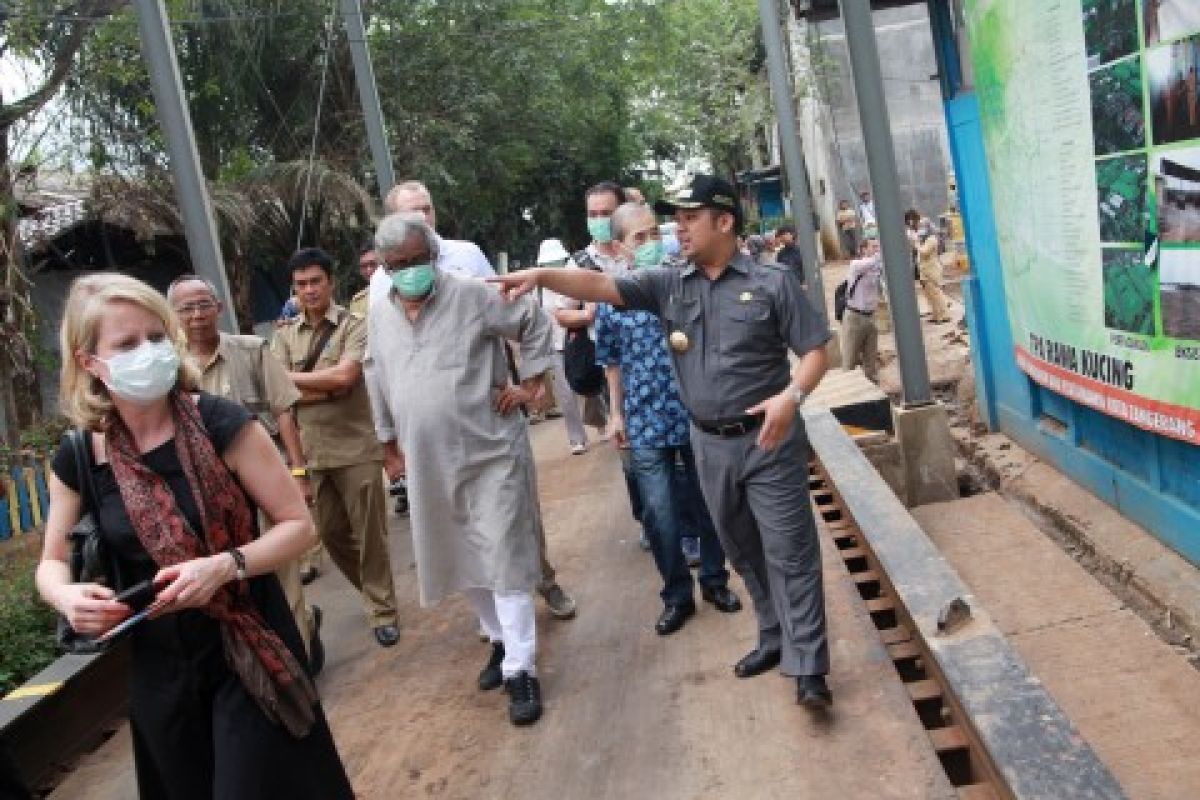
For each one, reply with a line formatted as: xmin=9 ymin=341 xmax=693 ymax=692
xmin=957 ymin=432 xmax=1200 ymax=651
xmin=893 ymin=402 xmax=958 ymax=505
xmin=51 ymin=419 xmax=952 ymax=800
xmin=914 ymin=493 xmax=1200 ymax=800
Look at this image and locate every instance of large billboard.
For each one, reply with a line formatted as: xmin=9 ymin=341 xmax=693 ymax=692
xmin=965 ymin=0 xmax=1200 ymax=445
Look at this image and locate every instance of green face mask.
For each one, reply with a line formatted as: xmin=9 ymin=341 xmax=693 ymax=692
xmin=632 ymin=240 xmax=665 ymax=269
xmin=587 ymin=217 xmax=613 ymax=244
xmin=392 ymin=263 xmax=435 ymax=298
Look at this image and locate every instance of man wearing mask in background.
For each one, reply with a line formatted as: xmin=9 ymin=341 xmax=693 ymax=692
xmin=556 ymin=182 xmax=650 ymax=548
xmin=597 ymin=202 xmax=741 ymax=635
xmin=273 ymin=248 xmax=401 ymax=648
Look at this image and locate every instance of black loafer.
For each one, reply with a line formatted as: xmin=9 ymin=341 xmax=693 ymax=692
xmin=478 ymin=642 xmax=505 ymax=691
xmin=300 ymin=566 xmax=319 ymax=585
xmin=701 ymin=586 xmax=742 ymax=613
xmin=797 ymin=675 xmax=833 ymax=709
xmin=733 ymin=646 xmax=781 ymax=678
xmin=655 ymin=603 xmax=696 ymax=636
xmin=308 ymin=605 xmax=325 ymax=676
xmin=373 ymin=624 xmax=400 ymax=647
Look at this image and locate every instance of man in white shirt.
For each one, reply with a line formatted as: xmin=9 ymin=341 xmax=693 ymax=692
xmin=842 ymin=239 xmax=884 ymax=381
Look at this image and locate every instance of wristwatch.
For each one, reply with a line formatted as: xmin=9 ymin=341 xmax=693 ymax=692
xmin=790 ymin=389 xmax=808 ymax=408
xmin=290 ymin=466 xmax=309 ymax=478
xmin=227 ymin=547 xmax=248 ymax=582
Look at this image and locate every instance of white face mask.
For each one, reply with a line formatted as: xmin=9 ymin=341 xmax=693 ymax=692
xmin=97 ymin=339 xmax=180 ymax=403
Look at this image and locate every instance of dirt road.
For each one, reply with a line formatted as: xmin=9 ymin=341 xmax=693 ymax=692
xmin=52 ymin=422 xmax=951 ymax=800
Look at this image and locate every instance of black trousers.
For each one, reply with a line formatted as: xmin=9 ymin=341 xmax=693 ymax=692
xmin=128 ymin=577 xmax=353 ymax=800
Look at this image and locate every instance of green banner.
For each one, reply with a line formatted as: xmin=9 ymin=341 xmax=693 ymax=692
xmin=965 ymin=0 xmax=1200 ymax=445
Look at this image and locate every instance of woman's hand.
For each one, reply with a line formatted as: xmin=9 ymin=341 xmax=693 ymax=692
xmin=152 ymin=555 xmax=236 ymax=614
xmin=54 ymin=583 xmax=131 ymax=636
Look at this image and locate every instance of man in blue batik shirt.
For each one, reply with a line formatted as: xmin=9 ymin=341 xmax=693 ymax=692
xmin=596 ymin=201 xmax=742 ymax=636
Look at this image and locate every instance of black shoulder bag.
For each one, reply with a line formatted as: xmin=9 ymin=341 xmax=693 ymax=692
xmin=560 ymin=250 xmax=606 ymax=396
xmin=56 ymin=430 xmax=120 ymax=654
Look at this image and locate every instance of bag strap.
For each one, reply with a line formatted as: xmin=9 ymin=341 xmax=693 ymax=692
xmin=299 ymin=311 xmax=339 ymax=373
xmin=69 ymin=429 xmax=94 ymax=514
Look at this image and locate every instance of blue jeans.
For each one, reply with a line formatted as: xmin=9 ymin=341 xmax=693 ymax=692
xmin=629 ymin=443 xmax=730 ymax=606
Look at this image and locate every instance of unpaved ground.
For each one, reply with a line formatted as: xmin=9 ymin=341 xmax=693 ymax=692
xmin=914 ymin=493 xmax=1200 ymax=799
xmin=51 ymin=421 xmax=952 ymax=800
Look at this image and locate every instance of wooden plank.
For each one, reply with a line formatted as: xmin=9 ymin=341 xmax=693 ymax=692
xmin=887 ymin=641 xmax=922 ymax=661
xmin=865 ymin=597 xmax=895 ymax=614
xmin=839 ymin=547 xmax=867 ymax=561
xmin=929 ymin=726 xmax=970 ymax=754
xmin=851 ymin=570 xmax=881 ymax=585
xmin=957 ymin=785 xmax=999 ymax=800
xmin=906 ymin=679 xmax=943 ymax=703
xmin=880 ymin=626 xmax=913 ymax=645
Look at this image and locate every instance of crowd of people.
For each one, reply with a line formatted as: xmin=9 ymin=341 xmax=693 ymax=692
xmin=34 ymin=170 xmax=955 ymax=796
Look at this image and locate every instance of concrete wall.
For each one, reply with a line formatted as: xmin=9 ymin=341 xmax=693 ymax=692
xmin=798 ymin=5 xmax=953 ymax=226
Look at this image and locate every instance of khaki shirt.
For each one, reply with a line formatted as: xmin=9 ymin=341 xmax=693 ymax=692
xmin=193 ymin=333 xmax=300 ymax=437
xmin=271 ymin=303 xmax=381 ymax=469
xmin=349 ymin=286 xmax=370 ymax=318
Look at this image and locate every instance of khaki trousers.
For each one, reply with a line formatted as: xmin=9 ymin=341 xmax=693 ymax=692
xmin=918 ymin=259 xmax=950 ymax=322
xmin=841 ymin=309 xmax=879 ymax=382
xmin=311 ymin=460 xmax=398 ymax=627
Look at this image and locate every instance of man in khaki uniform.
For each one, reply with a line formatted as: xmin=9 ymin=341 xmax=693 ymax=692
xmin=273 ymin=247 xmax=401 ymax=647
xmin=166 ymin=275 xmax=328 ymax=670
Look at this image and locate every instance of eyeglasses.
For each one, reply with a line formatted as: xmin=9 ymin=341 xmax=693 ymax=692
xmin=174 ymin=301 xmax=218 ymax=317
xmin=379 ymin=256 xmax=432 ymax=274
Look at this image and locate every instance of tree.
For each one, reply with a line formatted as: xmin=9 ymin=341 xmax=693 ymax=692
xmin=0 ymin=0 xmax=127 ymax=440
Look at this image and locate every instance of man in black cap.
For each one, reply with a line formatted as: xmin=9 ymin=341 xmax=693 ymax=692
xmin=489 ymin=175 xmax=834 ymax=708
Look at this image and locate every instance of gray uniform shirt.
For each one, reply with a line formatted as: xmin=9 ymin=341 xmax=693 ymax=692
xmin=615 ymin=251 xmax=830 ymax=422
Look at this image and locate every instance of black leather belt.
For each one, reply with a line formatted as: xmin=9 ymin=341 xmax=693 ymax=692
xmin=847 ymin=306 xmax=874 ymax=316
xmin=691 ymin=414 xmax=765 ymax=438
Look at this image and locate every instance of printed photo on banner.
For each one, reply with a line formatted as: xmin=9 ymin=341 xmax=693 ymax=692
xmin=1090 ymin=56 xmax=1147 ymax=155
xmin=1144 ymin=0 xmax=1200 ymax=48
xmin=1084 ymin=0 xmax=1138 ymax=69
xmin=1147 ymin=34 xmax=1200 ymax=146
xmin=1160 ymin=248 xmax=1200 ymax=340
xmin=1096 ymin=154 xmax=1147 ymax=242
xmin=1102 ymin=249 xmax=1156 ymax=336
xmin=1154 ymin=146 xmax=1200 ymax=243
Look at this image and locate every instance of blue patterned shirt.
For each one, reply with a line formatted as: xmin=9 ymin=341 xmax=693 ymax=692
xmin=594 ymin=303 xmax=690 ymax=449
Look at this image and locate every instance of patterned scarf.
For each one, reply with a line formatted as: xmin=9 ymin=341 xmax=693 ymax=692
xmin=106 ymin=391 xmax=317 ymax=738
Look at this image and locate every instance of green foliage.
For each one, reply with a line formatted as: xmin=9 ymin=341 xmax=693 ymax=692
xmin=0 ymin=550 xmax=58 ymax=697
xmin=60 ymin=0 xmax=770 ymax=264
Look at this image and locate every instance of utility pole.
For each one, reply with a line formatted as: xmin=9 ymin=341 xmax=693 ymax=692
xmin=757 ymin=0 xmax=827 ymax=325
xmin=838 ymin=0 xmax=933 ymax=406
xmin=340 ymin=0 xmax=395 ymax=200
xmin=132 ymin=0 xmax=238 ymax=333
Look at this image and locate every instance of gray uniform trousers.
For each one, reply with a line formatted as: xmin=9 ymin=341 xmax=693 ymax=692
xmin=690 ymin=420 xmax=829 ymax=677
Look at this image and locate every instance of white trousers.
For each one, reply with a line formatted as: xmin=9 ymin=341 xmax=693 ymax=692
xmin=463 ymin=588 xmax=537 ymax=677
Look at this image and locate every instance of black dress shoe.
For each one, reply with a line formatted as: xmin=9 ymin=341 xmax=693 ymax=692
xmin=478 ymin=642 xmax=505 ymax=691
xmin=373 ymin=624 xmax=400 ymax=647
xmin=308 ymin=605 xmax=325 ymax=676
xmin=300 ymin=566 xmax=319 ymax=585
xmin=655 ymin=603 xmax=696 ymax=635
xmin=701 ymin=586 xmax=742 ymax=613
xmin=797 ymin=675 xmax=833 ymax=709
xmin=504 ymin=671 xmax=543 ymax=726
xmin=733 ymin=646 xmax=781 ymax=678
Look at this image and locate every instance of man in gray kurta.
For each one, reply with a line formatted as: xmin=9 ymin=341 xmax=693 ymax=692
xmin=367 ymin=213 xmax=554 ymax=727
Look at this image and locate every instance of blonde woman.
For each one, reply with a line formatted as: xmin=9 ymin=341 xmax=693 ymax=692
xmin=37 ymin=273 xmax=352 ymax=799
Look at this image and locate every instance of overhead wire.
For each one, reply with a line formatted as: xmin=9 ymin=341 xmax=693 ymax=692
xmin=296 ymin=0 xmax=337 ymax=250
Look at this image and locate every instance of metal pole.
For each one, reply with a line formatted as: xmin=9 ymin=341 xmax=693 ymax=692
xmin=838 ymin=0 xmax=934 ymax=406
xmin=133 ymin=0 xmax=238 ymax=334
xmin=340 ymin=0 xmax=395 ymax=199
xmin=757 ymin=0 xmax=827 ymax=326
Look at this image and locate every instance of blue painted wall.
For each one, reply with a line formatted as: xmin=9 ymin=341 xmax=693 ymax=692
xmin=944 ymin=93 xmax=1200 ymax=567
